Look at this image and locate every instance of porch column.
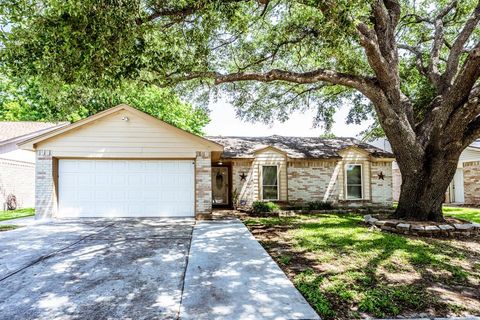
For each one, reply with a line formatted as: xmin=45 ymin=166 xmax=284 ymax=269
xmin=35 ymin=150 xmax=56 ymax=219
xmin=195 ymin=151 xmax=212 ymax=219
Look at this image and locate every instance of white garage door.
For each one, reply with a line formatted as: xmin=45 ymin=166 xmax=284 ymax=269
xmin=58 ymin=159 xmax=195 ymax=217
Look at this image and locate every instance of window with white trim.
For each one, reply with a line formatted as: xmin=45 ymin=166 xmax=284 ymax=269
xmin=346 ymin=164 xmax=362 ymax=199
xmin=262 ymin=166 xmax=278 ymax=200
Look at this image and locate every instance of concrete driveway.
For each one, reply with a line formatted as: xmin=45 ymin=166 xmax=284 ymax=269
xmin=0 ymin=218 xmax=318 ymax=320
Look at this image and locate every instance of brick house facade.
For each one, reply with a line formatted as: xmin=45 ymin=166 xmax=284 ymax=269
xmin=20 ymin=105 xmax=395 ymax=219
xmin=209 ymin=136 xmax=394 ymax=208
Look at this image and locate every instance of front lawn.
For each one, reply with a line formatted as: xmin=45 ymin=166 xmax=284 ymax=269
xmin=443 ymin=206 xmax=480 ymax=223
xmin=243 ymin=212 xmax=480 ymax=319
xmin=0 ymin=208 xmax=35 ymax=221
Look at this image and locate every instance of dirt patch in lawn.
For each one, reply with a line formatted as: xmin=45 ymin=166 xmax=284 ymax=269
xmin=243 ymin=214 xmax=480 ymax=319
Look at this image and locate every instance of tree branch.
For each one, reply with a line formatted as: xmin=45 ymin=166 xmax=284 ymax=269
xmin=236 ymin=31 xmax=317 ymax=71
xmin=398 ymin=43 xmax=428 ymax=75
xmin=443 ymin=0 xmax=480 ymax=88
xmin=372 ymin=0 xmax=400 ymax=65
xmin=441 ymin=43 xmax=480 ymax=138
xmin=212 ymin=69 xmax=378 ymax=95
xmin=136 ymin=4 xmax=202 ymax=25
xmin=357 ymin=22 xmax=393 ymax=90
xmin=428 ymin=0 xmax=457 ymax=89
xmin=446 ymin=42 xmax=480 ymax=110
xmin=463 ymin=112 xmax=480 ymax=147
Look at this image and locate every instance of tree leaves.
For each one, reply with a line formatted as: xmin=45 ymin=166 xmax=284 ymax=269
xmin=0 ymin=77 xmax=209 ymax=135
xmin=1 ymin=0 xmax=478 ymax=134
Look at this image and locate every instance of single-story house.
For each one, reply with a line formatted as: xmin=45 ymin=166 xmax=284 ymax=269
xmin=19 ymin=104 xmax=394 ymax=219
xmin=0 ymin=121 xmax=68 ymax=209
xmin=370 ymin=138 xmax=480 ymax=205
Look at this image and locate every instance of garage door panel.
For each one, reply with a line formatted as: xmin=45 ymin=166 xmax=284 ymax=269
xmin=58 ymin=159 xmax=195 ymax=217
xmin=77 ymin=190 xmax=93 ymax=201
xmin=60 ymin=173 xmax=77 ymax=187
xmin=78 ymin=174 xmax=95 ymax=185
xmin=112 ymin=160 xmax=128 ymax=170
xmin=77 ymin=160 xmax=95 ymax=171
xmin=95 ymin=160 xmax=112 ymax=171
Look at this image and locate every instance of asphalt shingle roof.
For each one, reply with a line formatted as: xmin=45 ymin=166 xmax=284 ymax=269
xmin=206 ymin=135 xmax=394 ymax=159
xmin=0 ymin=121 xmax=69 ymax=144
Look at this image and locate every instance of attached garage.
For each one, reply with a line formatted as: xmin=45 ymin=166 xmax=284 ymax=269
xmin=19 ymin=104 xmax=223 ymax=219
xmin=58 ymin=159 xmax=195 ymax=218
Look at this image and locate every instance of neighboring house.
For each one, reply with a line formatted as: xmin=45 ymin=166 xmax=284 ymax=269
xmin=370 ymin=138 xmax=480 ymax=205
xmin=0 ymin=121 xmax=69 ymax=210
xmin=19 ymin=104 xmax=394 ymax=219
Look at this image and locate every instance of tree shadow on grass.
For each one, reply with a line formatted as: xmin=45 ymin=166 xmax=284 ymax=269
xmin=247 ymin=213 xmax=480 ymax=319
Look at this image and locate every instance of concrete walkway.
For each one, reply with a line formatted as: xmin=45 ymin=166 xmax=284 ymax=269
xmin=180 ymin=220 xmax=320 ymax=320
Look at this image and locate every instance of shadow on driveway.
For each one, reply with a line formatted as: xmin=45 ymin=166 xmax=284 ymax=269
xmin=0 ymin=218 xmax=319 ymax=320
xmin=0 ymin=218 xmax=193 ymax=319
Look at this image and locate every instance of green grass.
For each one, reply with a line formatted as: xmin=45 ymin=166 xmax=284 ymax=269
xmin=0 ymin=225 xmax=19 ymax=231
xmin=0 ymin=208 xmax=35 ymax=221
xmin=443 ymin=206 xmax=480 ymax=223
xmin=244 ymin=213 xmax=480 ymax=319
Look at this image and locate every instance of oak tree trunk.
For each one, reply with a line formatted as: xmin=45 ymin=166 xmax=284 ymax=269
xmin=394 ymin=149 xmax=460 ymax=222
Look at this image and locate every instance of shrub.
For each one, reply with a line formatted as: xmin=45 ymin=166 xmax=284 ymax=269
xmin=6 ymin=194 xmax=17 ymax=210
xmin=252 ymin=201 xmax=280 ymax=213
xmin=305 ymin=201 xmax=334 ymax=211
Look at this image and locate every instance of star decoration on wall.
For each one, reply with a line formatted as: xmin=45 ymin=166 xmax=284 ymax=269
xmin=378 ymin=171 xmax=385 ymax=180
xmin=239 ymin=172 xmax=247 ymax=181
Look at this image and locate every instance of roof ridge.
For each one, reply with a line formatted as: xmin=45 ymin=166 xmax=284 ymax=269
xmin=207 ymin=135 xmax=394 ymax=159
xmin=206 ymin=135 xmax=358 ymax=139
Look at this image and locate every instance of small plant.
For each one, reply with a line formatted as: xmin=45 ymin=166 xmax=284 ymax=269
xmin=252 ymin=201 xmax=279 ymax=213
xmin=279 ymin=254 xmax=292 ymax=265
xmin=232 ymin=188 xmax=239 ymax=209
xmin=6 ymin=194 xmax=17 ymax=210
xmin=304 ymin=201 xmax=333 ymax=211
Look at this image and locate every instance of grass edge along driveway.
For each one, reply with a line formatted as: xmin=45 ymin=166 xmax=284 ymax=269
xmin=0 ymin=208 xmax=35 ymax=222
xmin=0 ymin=208 xmax=35 ymax=232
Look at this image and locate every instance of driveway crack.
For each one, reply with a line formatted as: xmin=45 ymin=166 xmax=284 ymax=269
xmin=0 ymin=223 xmax=114 ymax=283
xmin=175 ymin=221 xmax=195 ymax=320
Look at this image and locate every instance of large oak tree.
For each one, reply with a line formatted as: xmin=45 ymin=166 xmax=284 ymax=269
xmin=1 ymin=0 xmax=479 ymax=221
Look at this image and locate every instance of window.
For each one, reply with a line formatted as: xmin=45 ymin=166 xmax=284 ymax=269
xmin=346 ymin=164 xmax=362 ymax=199
xmin=262 ymin=166 xmax=278 ymax=200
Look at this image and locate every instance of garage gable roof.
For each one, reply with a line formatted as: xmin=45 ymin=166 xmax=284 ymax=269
xmin=18 ymin=104 xmax=224 ymax=151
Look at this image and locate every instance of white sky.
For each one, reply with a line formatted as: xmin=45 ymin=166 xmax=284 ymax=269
xmin=205 ymin=100 xmax=372 ymax=138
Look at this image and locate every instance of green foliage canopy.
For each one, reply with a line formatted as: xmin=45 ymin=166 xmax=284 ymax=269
xmin=1 ymin=0 xmax=477 ymax=133
xmin=0 ymin=77 xmax=209 ymax=135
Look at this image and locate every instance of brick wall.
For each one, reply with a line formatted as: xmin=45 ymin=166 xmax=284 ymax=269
xmin=370 ymin=161 xmax=393 ymax=205
xmin=464 ymin=161 xmax=480 ymax=205
xmin=287 ymin=161 xmax=340 ymax=203
xmin=195 ymin=151 xmax=212 ymax=217
xmin=0 ymin=159 xmax=35 ymax=209
xmin=35 ymin=150 xmax=56 ymax=219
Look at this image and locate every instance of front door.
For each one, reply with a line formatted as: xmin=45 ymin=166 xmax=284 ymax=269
xmin=212 ymin=167 xmax=229 ymax=205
